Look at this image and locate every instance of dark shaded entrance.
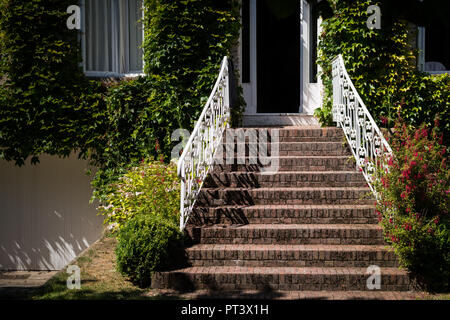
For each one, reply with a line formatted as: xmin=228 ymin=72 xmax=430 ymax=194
xmin=257 ymin=0 xmax=301 ymax=113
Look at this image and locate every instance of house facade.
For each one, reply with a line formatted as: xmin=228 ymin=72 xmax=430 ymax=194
xmin=1 ymin=0 xmax=448 ymax=272
xmin=77 ymin=0 xmax=449 ymax=126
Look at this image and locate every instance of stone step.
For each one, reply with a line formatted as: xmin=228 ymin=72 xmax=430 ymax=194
xmin=151 ymin=266 xmax=411 ymax=291
xmin=203 ymin=171 xmax=368 ymax=188
xmin=217 ymin=141 xmax=351 ymax=157
xmin=196 ymin=187 xmax=374 ymax=206
xmin=186 ymin=244 xmax=399 ymax=268
xmin=212 ymin=156 xmax=356 ymax=172
xmin=189 ymin=204 xmax=378 ymax=225
xmin=186 ymin=224 xmax=385 ymax=245
xmin=222 ymin=128 xmax=344 ymax=143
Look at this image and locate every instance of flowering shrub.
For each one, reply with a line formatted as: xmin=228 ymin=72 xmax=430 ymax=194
xmin=375 ymin=116 xmax=450 ymax=291
xmin=98 ymin=157 xmax=180 ymax=232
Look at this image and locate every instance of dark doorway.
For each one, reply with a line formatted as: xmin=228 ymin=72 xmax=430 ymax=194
xmin=257 ymin=0 xmax=301 ymax=113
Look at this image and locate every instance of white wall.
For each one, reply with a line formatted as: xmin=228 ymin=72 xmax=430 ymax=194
xmin=0 ymin=154 xmax=104 ymax=270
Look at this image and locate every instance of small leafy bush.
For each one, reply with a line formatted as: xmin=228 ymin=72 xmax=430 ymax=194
xmin=98 ymin=158 xmax=180 ymax=232
xmin=375 ymin=116 xmax=450 ymax=292
xmin=115 ymin=214 xmax=183 ymax=288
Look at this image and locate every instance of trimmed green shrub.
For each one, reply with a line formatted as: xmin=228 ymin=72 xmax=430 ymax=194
xmin=116 ymin=214 xmax=183 ymax=288
xmin=98 ymin=158 xmax=180 ymax=232
xmin=375 ymin=116 xmax=450 ymax=292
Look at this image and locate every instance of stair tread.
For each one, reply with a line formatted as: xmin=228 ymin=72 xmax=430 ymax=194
xmin=196 ymin=204 xmax=375 ymax=209
xmin=186 ymin=244 xmax=392 ymax=251
xmin=201 ymin=187 xmax=371 ymax=191
xmin=198 ymin=224 xmax=381 ymax=230
xmin=158 ymin=266 xmax=408 ymax=275
xmin=216 ymin=155 xmax=352 ymax=158
xmin=212 ymin=171 xmax=361 ymax=174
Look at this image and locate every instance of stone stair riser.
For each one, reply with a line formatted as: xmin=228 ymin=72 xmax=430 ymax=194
xmin=151 ymin=272 xmax=411 ymax=291
xmin=196 ymin=189 xmax=373 ymax=206
xmin=203 ymin=172 xmax=367 ymax=188
xmin=189 ymin=207 xmax=378 ymax=225
xmin=218 ymin=143 xmax=351 ymax=157
xmin=186 ymin=250 xmax=398 ymax=268
xmin=212 ymin=157 xmax=356 ymax=172
xmin=186 ymin=228 xmax=385 ymax=245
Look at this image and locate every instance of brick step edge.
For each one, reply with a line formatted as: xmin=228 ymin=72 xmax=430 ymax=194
xmin=197 ymin=188 xmax=374 ymax=206
xmin=150 ymin=266 xmax=411 ymax=291
xmin=189 ymin=205 xmax=378 ymax=225
xmin=160 ymin=290 xmax=420 ymax=300
xmin=186 ymin=224 xmax=385 ymax=245
xmin=203 ymin=171 xmax=367 ymax=188
xmin=185 ymin=244 xmax=399 ymax=268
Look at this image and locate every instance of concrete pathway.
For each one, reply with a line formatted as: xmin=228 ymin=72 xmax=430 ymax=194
xmin=0 ymin=271 xmax=57 ymax=288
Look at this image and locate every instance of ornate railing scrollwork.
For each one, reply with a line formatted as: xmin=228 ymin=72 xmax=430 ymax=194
xmin=332 ymin=55 xmax=393 ymax=195
xmin=177 ymin=57 xmax=230 ymax=230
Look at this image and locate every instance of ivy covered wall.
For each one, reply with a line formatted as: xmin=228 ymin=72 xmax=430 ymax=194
xmin=0 ymin=0 xmax=105 ymax=166
xmin=315 ymin=0 xmax=450 ymax=145
xmin=0 ymin=0 xmax=242 ymax=201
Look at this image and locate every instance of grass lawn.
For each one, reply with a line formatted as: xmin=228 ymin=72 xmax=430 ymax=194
xmin=0 ymin=235 xmax=181 ymax=300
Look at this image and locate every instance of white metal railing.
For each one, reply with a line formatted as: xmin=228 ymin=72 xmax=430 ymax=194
xmin=331 ymin=54 xmax=393 ymax=195
xmin=177 ymin=57 xmax=231 ymax=230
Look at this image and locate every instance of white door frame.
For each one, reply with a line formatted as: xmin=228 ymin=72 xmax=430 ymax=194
xmin=241 ymin=0 xmax=311 ymax=116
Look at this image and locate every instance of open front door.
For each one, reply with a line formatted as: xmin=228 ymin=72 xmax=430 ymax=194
xmin=257 ymin=0 xmax=301 ymax=113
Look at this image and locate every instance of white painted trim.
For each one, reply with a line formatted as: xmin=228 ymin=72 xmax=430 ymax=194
xmin=299 ymin=0 xmax=304 ymax=113
xmin=84 ymin=71 xmax=145 ymax=78
xmin=426 ymin=71 xmax=450 ymax=75
xmin=243 ymin=0 xmax=257 ymax=115
xmin=417 ymin=26 xmax=426 ymax=71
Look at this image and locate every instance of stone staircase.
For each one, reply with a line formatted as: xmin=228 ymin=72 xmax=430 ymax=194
xmin=151 ymin=127 xmax=412 ymax=293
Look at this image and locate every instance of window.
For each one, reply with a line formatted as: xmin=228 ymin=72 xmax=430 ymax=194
xmin=418 ymin=21 xmax=450 ymax=74
xmin=81 ymin=0 xmax=144 ymax=77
